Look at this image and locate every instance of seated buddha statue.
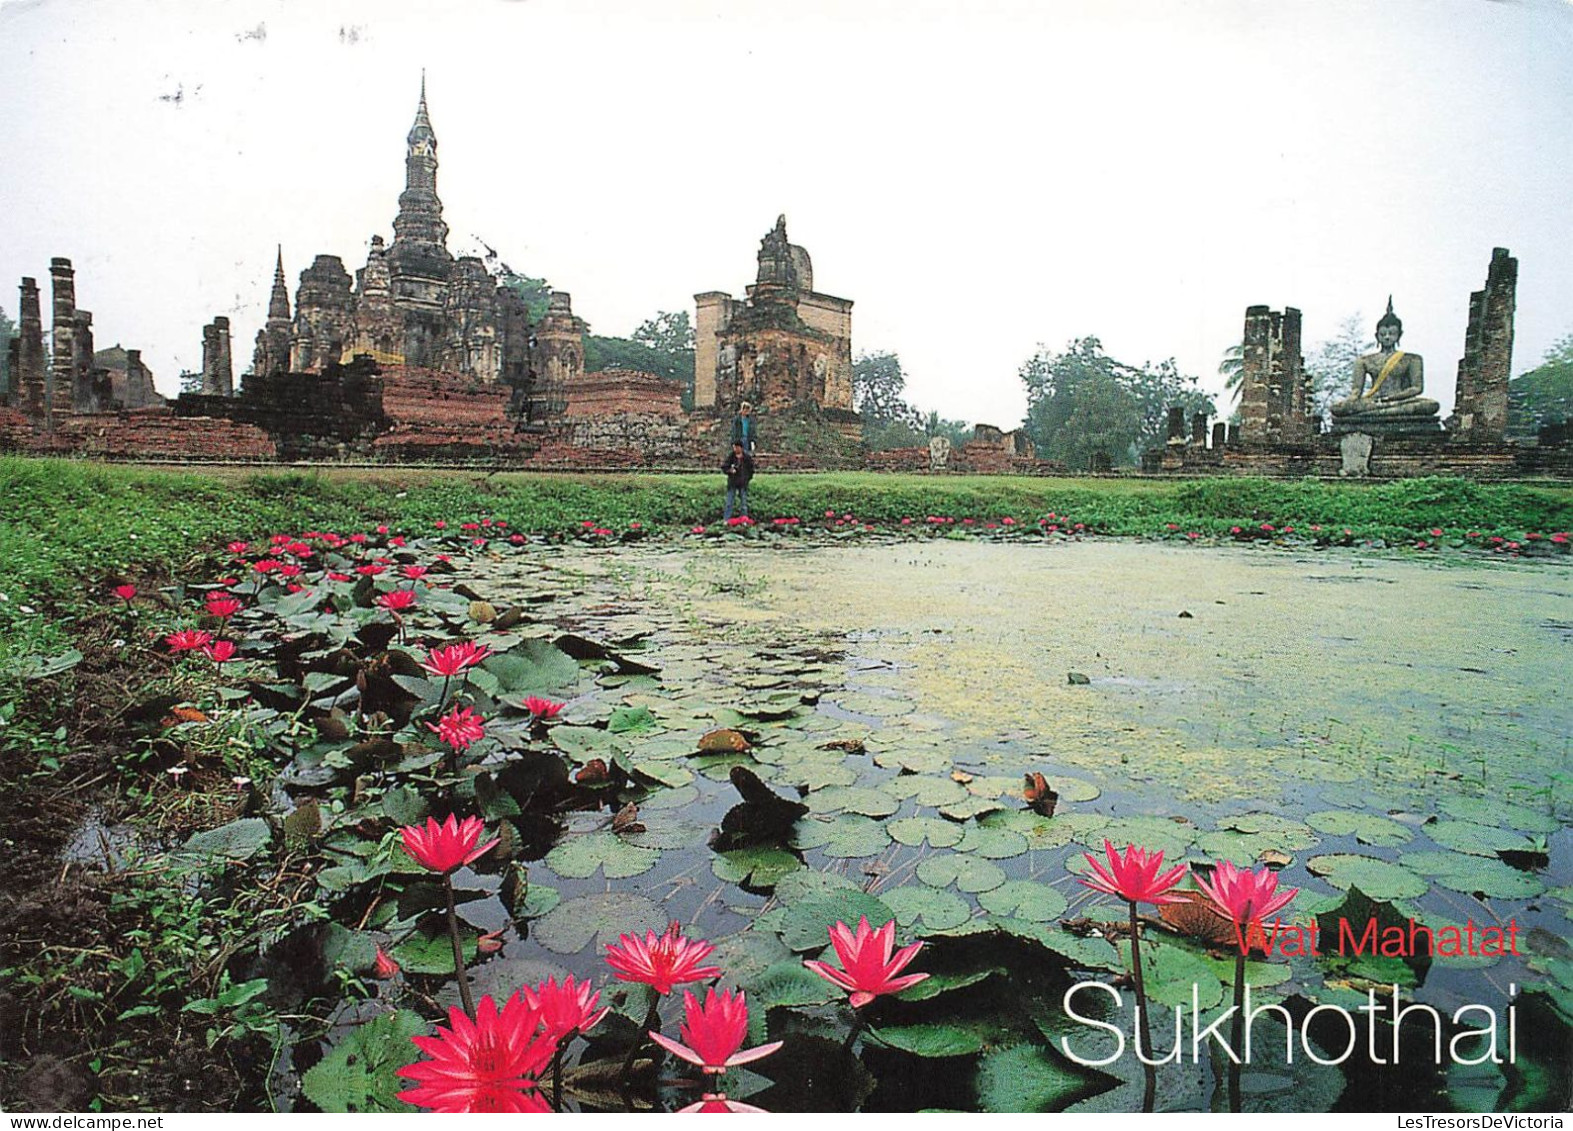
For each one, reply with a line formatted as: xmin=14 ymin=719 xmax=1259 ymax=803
xmin=1328 ymin=299 xmax=1441 ymax=431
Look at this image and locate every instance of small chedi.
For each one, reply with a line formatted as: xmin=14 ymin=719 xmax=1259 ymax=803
xmin=1149 ymin=247 xmax=1570 ymax=479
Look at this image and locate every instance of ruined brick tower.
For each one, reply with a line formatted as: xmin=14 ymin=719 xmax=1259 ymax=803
xmin=1238 ymin=305 xmax=1311 ymax=445
xmin=1451 ymin=247 xmax=1517 ymax=444
xmin=694 ymin=215 xmax=855 ymax=417
xmin=201 ymin=316 xmax=234 ymax=396
xmin=386 ymin=75 xmax=454 ymax=363
xmin=530 ymin=291 xmax=586 ymax=420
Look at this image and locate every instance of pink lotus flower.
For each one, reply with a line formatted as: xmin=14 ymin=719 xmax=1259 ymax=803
xmin=400 ymin=814 xmax=499 ymax=874
xmin=402 ymin=565 xmax=430 ymax=581
xmin=227 ymin=541 xmax=249 ymax=555
xmin=423 ymin=641 xmax=491 ymax=678
xmin=326 ymin=571 xmax=354 ymax=582
xmin=1193 ymin=859 xmax=1298 ymax=926
xmin=165 ymin=628 xmax=214 ymax=652
xmin=509 ymin=533 xmax=526 ymax=544
xmin=396 ymin=993 xmax=555 ymax=1113
xmin=356 ymin=564 xmax=386 ymax=577
xmin=434 ymin=521 xmax=448 ymax=530
xmin=521 ymin=696 xmax=564 ymax=720
xmin=203 ymin=639 xmax=238 ymax=664
xmin=523 ymin=975 xmax=609 ymax=1041
xmin=205 ymin=594 xmax=242 ymax=620
xmin=678 ymin=1095 xmax=770 ymax=1113
xmin=112 ymin=584 xmax=137 ymax=603
xmin=276 ymin=563 xmax=303 ymax=579
xmin=649 ymin=987 xmax=782 ymax=1074
xmin=803 ymin=917 xmax=928 ymax=1008
xmin=1078 ymin=840 xmax=1188 ymax=906
xmin=428 ymin=706 xmax=486 ymax=751
xmin=605 ymin=924 xmax=722 ymax=995
xmin=374 ymin=946 xmax=402 ymax=979
xmin=691 ymin=525 xmax=706 ymax=534
xmin=377 ymin=589 xmax=418 ymax=612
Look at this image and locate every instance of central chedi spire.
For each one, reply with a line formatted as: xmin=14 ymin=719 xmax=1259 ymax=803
xmin=389 ymin=73 xmax=453 ymax=312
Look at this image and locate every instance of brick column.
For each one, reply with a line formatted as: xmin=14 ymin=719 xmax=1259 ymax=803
xmin=1452 ymin=247 xmax=1516 ymax=444
xmin=17 ymin=277 xmax=46 ymax=419
xmin=49 ymin=258 xmax=76 ymax=429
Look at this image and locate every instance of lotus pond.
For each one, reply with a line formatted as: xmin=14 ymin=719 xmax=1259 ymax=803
xmin=26 ymin=528 xmax=1573 ymax=1112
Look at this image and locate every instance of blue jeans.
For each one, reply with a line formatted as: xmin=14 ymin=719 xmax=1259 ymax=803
xmin=725 ymin=485 xmax=749 ymax=520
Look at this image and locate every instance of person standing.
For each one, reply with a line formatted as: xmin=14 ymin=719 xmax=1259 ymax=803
xmin=731 ymin=401 xmax=756 ymax=454
xmin=722 ymin=440 xmax=754 ymax=521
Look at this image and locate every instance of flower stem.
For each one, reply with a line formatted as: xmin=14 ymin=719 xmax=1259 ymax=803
xmin=621 ymin=990 xmax=662 ymax=1084
xmin=842 ymin=1010 xmax=867 ymax=1053
xmin=1228 ymin=947 xmax=1246 ymax=1113
xmin=1127 ymin=900 xmax=1153 ymax=1065
xmin=443 ymin=873 xmax=474 ymax=1017
xmin=551 ymin=1044 xmax=565 ymax=1112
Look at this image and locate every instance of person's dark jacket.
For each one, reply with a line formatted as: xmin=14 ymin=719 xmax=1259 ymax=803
xmin=722 ymin=449 xmax=755 ymax=489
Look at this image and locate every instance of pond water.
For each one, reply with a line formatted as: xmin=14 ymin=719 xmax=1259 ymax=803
xmin=412 ymin=538 xmax=1571 ymax=1111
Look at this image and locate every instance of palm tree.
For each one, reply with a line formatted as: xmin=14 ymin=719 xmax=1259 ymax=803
xmin=1218 ymin=343 xmax=1245 ymax=403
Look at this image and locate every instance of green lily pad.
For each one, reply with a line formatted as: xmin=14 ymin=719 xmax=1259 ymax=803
xmin=750 ymin=960 xmax=837 ymax=1008
xmin=993 ymin=919 xmax=1121 ymax=970
xmin=392 ymin=931 xmax=479 ymax=975
xmin=485 ymin=640 xmax=579 ymax=695
xmin=1219 ymin=813 xmax=1319 ymax=847
xmin=1424 ymin=820 xmax=1533 ymax=858
xmin=1305 ymin=854 xmax=1428 ymax=900
xmin=917 ymin=853 xmax=1007 ymax=894
xmin=881 ymin=884 xmax=973 ymax=932
xmin=708 ymin=930 xmax=794 ymax=983
xmin=835 ymin=692 xmax=914 ymax=718
xmin=781 ymin=891 xmax=897 ymax=952
xmin=1438 ymin=796 xmax=1560 ymax=835
xmin=1401 ymin=851 xmax=1546 ymax=899
xmin=805 ymin=785 xmax=900 ymax=818
xmin=869 ymin=1022 xmax=985 ymax=1057
xmin=1134 ymin=939 xmax=1224 ymax=1009
xmin=1073 ymin=816 xmax=1194 ymax=860
xmin=1305 ymin=809 xmax=1412 ymax=847
xmin=887 ymin=775 xmax=970 ymax=807
xmin=889 ymin=816 xmax=965 ymax=850
xmin=979 ymin=810 xmax=1079 ymax=848
xmin=791 ymin=814 xmax=891 ymax=858
xmin=976 ymin=1043 xmax=1096 ymax=1112
xmin=873 ymin=745 xmax=952 ymax=774
xmin=531 ymin=892 xmax=666 ymax=955
xmin=788 ymin=761 xmax=859 ymax=790
xmin=544 ymin=832 xmax=660 ymax=880
xmin=302 ymin=1009 xmax=429 ymax=1113
xmin=174 ymin=817 xmax=272 ymax=865
xmin=607 ymin=705 xmax=660 ymax=734
xmin=977 ymin=881 xmax=1069 ymax=923
xmin=956 ymin=823 xmax=1030 ymax=859
xmin=896 ymin=965 xmax=1002 ymax=1001
xmin=938 ymin=795 xmax=1009 ymax=822
xmin=774 ymin=869 xmax=861 ymax=903
xmin=713 ymin=846 xmax=803 ymax=888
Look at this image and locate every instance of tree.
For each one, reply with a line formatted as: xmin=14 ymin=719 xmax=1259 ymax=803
xmin=1019 ymin=337 xmax=1212 ymax=469
xmin=852 ymin=351 xmax=913 ymax=424
xmin=0 ymin=307 xmax=14 ymax=399
xmin=1218 ymin=342 xmax=1245 ymax=403
xmin=631 ymin=310 xmax=694 ymax=356
xmin=921 ymin=411 xmax=973 ymax=448
xmin=583 ymin=309 xmax=696 ymax=409
xmin=1508 ymin=334 xmax=1573 ymax=439
xmin=1303 ymin=314 xmax=1372 ymax=425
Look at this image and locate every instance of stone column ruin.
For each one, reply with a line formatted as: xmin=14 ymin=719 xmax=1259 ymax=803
xmin=1238 ymin=305 xmax=1308 ymax=445
xmin=1190 ymin=411 xmax=1209 ymax=446
xmin=1451 ymin=247 xmax=1516 ymax=445
xmin=17 ymin=277 xmax=47 ymax=419
xmin=49 ymin=258 xmax=76 ymax=428
xmin=202 ymin=316 xmax=234 ymax=396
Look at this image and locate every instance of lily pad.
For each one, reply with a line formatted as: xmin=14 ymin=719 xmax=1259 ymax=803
xmin=544 ymin=832 xmax=661 ymax=880
xmin=889 ymin=816 xmax=965 ymax=850
xmin=917 ymin=853 xmax=1007 ymax=894
xmin=886 ymin=775 xmax=970 ymax=807
xmin=713 ymin=846 xmax=803 ymax=888
xmin=1305 ymin=809 xmax=1412 ymax=847
xmin=956 ymin=823 xmax=1030 ymax=859
xmin=301 ymin=1009 xmax=429 ymax=1113
xmin=781 ymin=890 xmax=897 ymax=951
xmin=975 ymin=1043 xmax=1096 ymax=1112
xmin=869 ymin=1022 xmax=985 ymax=1058
xmin=1402 ymin=851 xmax=1546 ymax=899
xmin=1073 ymin=816 xmax=1195 ymax=859
xmin=791 ymin=814 xmax=891 ymax=858
xmin=1305 ymin=854 xmax=1428 ymax=900
xmin=976 ymin=881 xmax=1069 ymax=923
xmin=175 ymin=817 xmax=272 ymax=865
xmin=1438 ymin=795 xmax=1561 ymax=835
xmin=880 ymin=884 xmax=973 ymax=932
xmin=805 ymin=785 xmax=900 ymax=818
xmin=531 ymin=893 xmax=666 ymax=955
xmin=1424 ymin=820 xmax=1533 ymax=858
xmin=749 ymin=960 xmax=838 ymax=1008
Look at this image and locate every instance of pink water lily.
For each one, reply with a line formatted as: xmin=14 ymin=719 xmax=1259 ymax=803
xmin=804 ymin=917 xmax=928 ymax=1008
xmin=648 ymin=987 xmax=782 ymax=1074
xmin=1078 ymin=840 xmax=1187 ymax=906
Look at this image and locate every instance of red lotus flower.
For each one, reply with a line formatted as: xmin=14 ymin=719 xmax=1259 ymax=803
xmin=326 ymin=571 xmax=353 ymax=582
xmin=216 ymin=576 xmax=239 ymax=587
xmin=605 ymin=924 xmax=722 ymax=995
xmin=522 ymin=975 xmax=609 ymax=1041
xmin=1193 ymin=859 xmax=1298 ymax=926
xmin=205 ymin=594 xmax=242 ymax=620
xmin=373 ymin=946 xmax=401 ymax=979
xmin=648 ymin=987 xmax=782 ymax=1074
xmin=400 ymin=814 xmax=499 ymax=874
xmin=422 ymin=641 xmax=492 ymax=678
xmin=227 ymin=541 xmax=249 ymax=555
xmin=396 ymin=993 xmax=556 ymax=1113
xmin=276 ymin=563 xmax=304 ymax=579
xmin=377 ymin=589 xmax=418 ymax=612
xmin=434 ymin=520 xmax=448 ymax=530
xmin=521 ymin=696 xmax=564 ymax=719
xmin=356 ymin=564 xmax=386 ymax=577
xmin=203 ymin=639 xmax=238 ymax=664
xmin=402 ymin=565 xmax=430 ymax=581
xmin=678 ymin=1094 xmax=769 ymax=1113
xmin=165 ymin=628 xmax=214 ymax=652
xmin=509 ymin=533 xmax=526 ymax=544
xmin=691 ymin=525 xmax=706 ymax=534
xmin=112 ymin=584 xmax=137 ymax=602
xmin=803 ymin=917 xmax=928 ymax=1008
xmin=428 ymin=706 xmax=486 ymax=751
xmin=1078 ymin=840 xmax=1187 ymax=906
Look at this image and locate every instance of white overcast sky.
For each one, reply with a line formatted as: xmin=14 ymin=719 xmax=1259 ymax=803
xmin=2 ymin=0 xmax=1571 ymax=427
